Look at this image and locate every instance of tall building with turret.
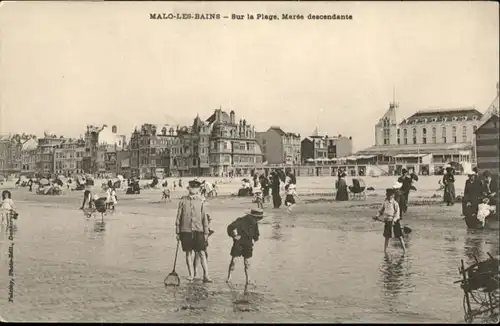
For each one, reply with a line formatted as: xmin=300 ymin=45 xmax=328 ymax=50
xmin=205 ymin=108 xmax=263 ymax=176
xmin=356 ymin=88 xmax=494 ymax=175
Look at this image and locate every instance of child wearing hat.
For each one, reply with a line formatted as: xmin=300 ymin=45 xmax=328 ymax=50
xmin=226 ymin=208 xmax=264 ymax=285
xmin=373 ymin=188 xmax=406 ymax=254
xmin=253 ymin=186 xmax=264 ymax=209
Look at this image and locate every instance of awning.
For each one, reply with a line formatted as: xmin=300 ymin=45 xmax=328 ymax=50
xmin=356 ymin=155 xmax=376 ymax=159
xmin=394 ymin=154 xmax=427 ymax=158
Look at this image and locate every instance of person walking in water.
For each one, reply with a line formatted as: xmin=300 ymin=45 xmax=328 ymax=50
xmin=175 ymin=180 xmax=211 ymax=282
xmin=374 ymin=188 xmax=406 ymax=254
xmin=226 ymin=208 xmax=264 ymax=285
xmin=80 ymin=187 xmax=93 ymax=210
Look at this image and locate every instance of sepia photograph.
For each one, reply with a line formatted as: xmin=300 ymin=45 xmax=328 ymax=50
xmin=0 ymin=0 xmax=498 ymax=323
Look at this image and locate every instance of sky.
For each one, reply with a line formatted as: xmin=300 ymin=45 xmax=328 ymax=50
xmin=0 ymin=1 xmax=498 ymax=151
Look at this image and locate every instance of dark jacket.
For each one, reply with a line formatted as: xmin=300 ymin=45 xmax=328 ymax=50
xmin=464 ymin=178 xmax=482 ymax=201
xmin=227 ymin=215 xmax=260 ymax=245
xmin=442 ymin=174 xmax=455 ymax=185
xmin=481 ymin=178 xmax=498 ymax=197
xmin=398 ymin=174 xmax=419 ymax=193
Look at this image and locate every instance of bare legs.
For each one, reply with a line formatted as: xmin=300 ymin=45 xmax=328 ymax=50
xmin=384 ymin=237 xmax=406 ymax=254
xmin=226 ymin=257 xmax=236 ymax=283
xmin=192 ymin=251 xmax=211 ymax=282
xmin=399 ymin=237 xmax=406 ymax=253
xmin=185 ymin=251 xmax=194 ymax=280
xmin=226 ymin=257 xmax=251 ymax=285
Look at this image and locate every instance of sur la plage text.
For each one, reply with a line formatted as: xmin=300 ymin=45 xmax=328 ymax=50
xmin=150 ymin=13 xmax=353 ymax=21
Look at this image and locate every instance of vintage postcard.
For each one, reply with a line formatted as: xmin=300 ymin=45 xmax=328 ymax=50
xmin=0 ymin=1 xmax=498 ymax=323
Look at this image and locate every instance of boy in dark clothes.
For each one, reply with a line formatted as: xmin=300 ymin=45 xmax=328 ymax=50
xmin=392 ymin=182 xmax=405 ymax=220
xmin=226 ymin=208 xmax=264 ymax=285
xmin=397 ymin=168 xmax=419 ymax=213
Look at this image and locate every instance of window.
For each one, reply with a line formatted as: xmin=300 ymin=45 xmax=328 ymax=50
xmin=403 ymin=129 xmax=408 ymax=145
xmin=422 ymin=127 xmax=427 ymax=144
xmin=462 ymin=126 xmax=467 ymax=142
xmin=412 ymin=128 xmax=417 ymax=144
xmin=442 ymin=126 xmax=447 ymax=143
xmin=431 ymin=127 xmax=436 ymax=143
xmin=473 ymin=125 xmax=478 ymax=133
xmin=452 ymin=126 xmax=457 ymax=143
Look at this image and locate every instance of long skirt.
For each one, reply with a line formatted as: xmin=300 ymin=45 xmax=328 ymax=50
xmin=335 ymin=186 xmax=349 ymax=201
xmin=443 ymin=183 xmax=456 ymax=205
xmin=272 ymin=191 xmax=282 ymax=208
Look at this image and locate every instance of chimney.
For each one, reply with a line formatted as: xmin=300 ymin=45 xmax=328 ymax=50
xmin=112 ymin=125 xmax=117 ymax=134
xmin=215 ymin=109 xmax=221 ymax=122
xmin=230 ymin=110 xmax=235 ymax=124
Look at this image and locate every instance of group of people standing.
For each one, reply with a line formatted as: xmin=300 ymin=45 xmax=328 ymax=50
xmin=252 ymin=170 xmax=297 ymax=210
xmin=440 ymin=166 xmax=498 ymax=211
xmin=174 ymin=179 xmax=264 ymax=285
xmin=462 ymin=168 xmax=498 ymax=218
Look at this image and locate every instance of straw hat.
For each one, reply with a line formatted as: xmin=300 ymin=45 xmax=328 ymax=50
xmin=246 ymin=208 xmax=264 ymax=219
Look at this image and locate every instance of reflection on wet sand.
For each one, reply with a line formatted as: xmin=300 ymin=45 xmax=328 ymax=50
xmin=93 ymin=221 xmax=106 ymax=233
xmin=379 ymin=253 xmax=414 ymax=312
xmin=227 ymin=283 xmax=259 ymax=312
xmin=179 ymin=281 xmax=210 ymax=312
xmin=464 ymin=230 xmax=486 ymax=265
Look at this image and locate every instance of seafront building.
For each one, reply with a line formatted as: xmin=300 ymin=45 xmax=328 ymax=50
xmin=206 ymin=109 xmax=264 ymax=177
xmin=36 ymin=134 xmax=66 ymax=177
xmin=355 ymin=103 xmax=483 ymax=175
xmin=1 ymin=86 xmax=497 ymax=179
xmin=54 ymin=138 xmax=85 ymax=176
xmin=256 ymin=126 xmax=301 ymax=165
xmin=82 ymin=125 xmax=127 ymax=176
xmin=300 ymin=128 xmax=353 ymax=164
xmin=20 ymin=138 xmax=38 ymax=175
xmin=129 ymin=123 xmax=179 ymax=178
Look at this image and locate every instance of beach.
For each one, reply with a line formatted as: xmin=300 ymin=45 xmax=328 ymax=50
xmin=0 ymin=175 xmax=497 ymax=322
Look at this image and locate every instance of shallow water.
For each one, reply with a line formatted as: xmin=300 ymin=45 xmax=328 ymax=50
xmin=0 ymin=188 xmax=498 ymax=322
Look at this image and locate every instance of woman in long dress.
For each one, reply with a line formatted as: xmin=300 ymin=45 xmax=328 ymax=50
xmin=271 ymin=172 xmax=282 ymax=208
xmin=442 ymin=167 xmax=456 ymax=206
xmin=335 ymin=172 xmax=349 ymax=201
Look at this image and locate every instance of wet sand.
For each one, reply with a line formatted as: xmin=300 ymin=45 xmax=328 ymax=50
xmin=0 ymin=176 xmax=497 ymax=322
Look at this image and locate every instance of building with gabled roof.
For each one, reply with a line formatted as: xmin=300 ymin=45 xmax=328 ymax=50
xmin=205 ymin=108 xmax=263 ymax=177
xmin=256 ymin=126 xmax=301 ymax=165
